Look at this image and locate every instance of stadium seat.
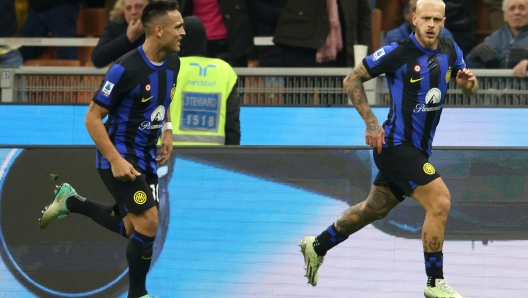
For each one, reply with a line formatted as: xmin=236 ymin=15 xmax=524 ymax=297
xmin=23 ymin=59 xmax=82 ymax=103
xmin=24 ymin=59 xmax=81 ymax=67
xmin=78 ymin=46 xmax=95 ymax=67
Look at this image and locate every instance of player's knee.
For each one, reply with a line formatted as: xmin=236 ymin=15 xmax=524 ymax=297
xmin=372 ymin=205 xmax=392 ymax=220
xmin=146 ymin=213 xmax=159 ymax=230
xmin=139 ymin=208 xmax=159 ymax=233
xmin=430 ymin=192 xmax=451 ymax=219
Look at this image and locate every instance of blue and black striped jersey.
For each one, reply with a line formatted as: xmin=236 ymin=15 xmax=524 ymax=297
xmin=92 ymin=46 xmax=181 ymax=174
xmin=364 ymin=33 xmax=466 ymax=156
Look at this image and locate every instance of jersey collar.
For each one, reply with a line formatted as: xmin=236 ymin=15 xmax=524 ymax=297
xmin=138 ymin=45 xmax=166 ymax=70
xmin=409 ymin=32 xmax=438 ymax=55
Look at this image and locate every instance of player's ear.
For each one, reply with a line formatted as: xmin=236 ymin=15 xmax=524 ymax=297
xmin=155 ymin=25 xmax=163 ymax=38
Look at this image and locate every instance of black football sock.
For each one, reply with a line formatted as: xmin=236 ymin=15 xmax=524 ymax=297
xmin=424 ymin=251 xmax=444 ymax=287
xmin=127 ymin=231 xmax=155 ymax=298
xmin=66 ymin=195 xmax=127 ymax=238
xmin=313 ymin=223 xmax=348 ymax=256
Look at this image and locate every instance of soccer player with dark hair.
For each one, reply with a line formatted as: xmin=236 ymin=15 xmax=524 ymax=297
xmin=39 ymin=1 xmax=184 ymax=297
xmin=299 ymin=0 xmax=478 ymax=297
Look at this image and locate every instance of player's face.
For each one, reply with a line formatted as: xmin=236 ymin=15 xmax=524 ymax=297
xmin=159 ymin=10 xmax=185 ymax=53
xmin=412 ymin=2 xmax=445 ymax=50
xmin=504 ymin=0 xmax=528 ymax=32
xmin=124 ymin=0 xmax=148 ymax=23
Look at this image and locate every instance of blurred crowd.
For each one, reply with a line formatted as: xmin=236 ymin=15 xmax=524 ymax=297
xmin=2 ymin=0 xmax=528 ymax=75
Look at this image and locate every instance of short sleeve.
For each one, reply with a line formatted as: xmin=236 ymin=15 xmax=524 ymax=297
xmin=453 ymin=42 xmax=467 ymax=73
xmin=93 ymin=63 xmax=126 ymax=110
xmin=363 ymin=42 xmax=404 ymax=78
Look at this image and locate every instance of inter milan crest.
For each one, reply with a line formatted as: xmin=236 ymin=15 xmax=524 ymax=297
xmin=445 ymin=67 xmax=452 ymax=83
xmin=170 ymin=84 xmax=176 ymax=99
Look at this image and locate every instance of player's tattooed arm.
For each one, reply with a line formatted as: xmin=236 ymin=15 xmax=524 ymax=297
xmin=89 ymin=101 xmax=96 ymax=112
xmin=343 ymin=64 xmax=375 ymax=123
xmin=343 ymin=64 xmax=385 ymax=153
xmin=165 ymin=106 xmax=171 ymax=122
xmin=335 ymin=186 xmax=399 ymax=235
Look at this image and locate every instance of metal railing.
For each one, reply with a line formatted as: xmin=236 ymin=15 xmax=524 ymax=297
xmin=1 ymin=67 xmax=527 ymax=106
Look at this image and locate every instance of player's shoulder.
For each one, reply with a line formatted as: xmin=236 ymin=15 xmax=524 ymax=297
xmin=438 ymin=37 xmax=458 ymax=53
xmin=114 ymin=48 xmax=141 ymax=67
xmin=370 ymin=39 xmax=410 ymax=62
xmin=166 ymin=53 xmax=181 ymax=70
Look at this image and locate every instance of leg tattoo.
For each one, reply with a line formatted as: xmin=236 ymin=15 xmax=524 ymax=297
xmin=335 ymin=186 xmax=400 ymax=235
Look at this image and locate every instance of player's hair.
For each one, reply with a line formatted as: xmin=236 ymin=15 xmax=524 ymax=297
xmin=502 ymin=0 xmax=528 ymax=11
xmin=141 ymin=0 xmax=179 ymax=34
xmin=416 ymin=0 xmax=445 ymax=11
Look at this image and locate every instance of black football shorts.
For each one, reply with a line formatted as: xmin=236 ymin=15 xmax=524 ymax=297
xmin=372 ymin=144 xmax=440 ymax=201
xmin=98 ymin=169 xmax=159 ymax=215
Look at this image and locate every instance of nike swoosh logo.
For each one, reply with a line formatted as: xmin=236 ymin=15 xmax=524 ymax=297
xmin=410 ymin=77 xmax=424 ymax=83
xmin=141 ymin=96 xmax=153 ymax=102
xmin=141 ymin=256 xmax=152 ymax=260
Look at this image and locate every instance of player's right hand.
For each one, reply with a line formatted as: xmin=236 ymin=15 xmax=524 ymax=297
xmin=111 ymin=158 xmax=141 ymax=181
xmin=365 ymin=122 xmax=385 ymax=154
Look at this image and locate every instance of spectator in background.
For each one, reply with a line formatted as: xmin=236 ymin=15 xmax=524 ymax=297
xmin=384 ymin=0 xmax=453 ymax=45
xmin=178 ymin=0 xmax=254 ymax=67
xmin=375 ymin=0 xmax=404 ymax=33
xmin=91 ymin=0 xmax=148 ymax=68
xmin=466 ymin=0 xmax=528 ymax=76
xmin=246 ymin=0 xmax=286 ymax=67
xmin=273 ymin=0 xmax=371 ymax=67
xmin=369 ymin=0 xmax=376 ymax=10
xmin=443 ymin=0 xmax=476 ymax=55
xmin=337 ymin=0 xmax=372 ymax=67
xmin=0 ymin=0 xmax=23 ymax=66
xmin=484 ymin=0 xmax=507 ymax=31
xmin=18 ymin=0 xmax=80 ymax=61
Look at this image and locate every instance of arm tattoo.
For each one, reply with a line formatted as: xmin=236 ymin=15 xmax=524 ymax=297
xmin=89 ymin=102 xmax=95 ymax=112
xmin=343 ymin=65 xmax=377 ymax=126
xmin=336 ymin=186 xmax=399 ymax=235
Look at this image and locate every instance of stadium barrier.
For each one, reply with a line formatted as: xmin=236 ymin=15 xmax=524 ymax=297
xmin=1 ymin=67 xmax=527 ymax=106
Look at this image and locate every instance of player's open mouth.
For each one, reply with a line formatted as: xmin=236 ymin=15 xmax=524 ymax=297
xmin=426 ymin=32 xmax=435 ymax=38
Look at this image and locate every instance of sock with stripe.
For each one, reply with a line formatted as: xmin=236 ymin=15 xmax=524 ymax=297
xmin=313 ymin=223 xmax=348 ymax=256
xmin=424 ymin=251 xmax=444 ymax=287
xmin=127 ymin=231 xmax=156 ymax=298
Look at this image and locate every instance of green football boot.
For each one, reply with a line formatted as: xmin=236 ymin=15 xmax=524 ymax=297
xmin=424 ymin=278 xmax=464 ymax=298
xmin=299 ymin=236 xmax=324 ymax=286
xmin=39 ymin=183 xmax=77 ymax=229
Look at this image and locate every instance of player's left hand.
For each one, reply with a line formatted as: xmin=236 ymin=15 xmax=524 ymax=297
xmin=156 ymin=130 xmax=173 ymax=165
xmin=456 ymin=68 xmax=476 ymax=90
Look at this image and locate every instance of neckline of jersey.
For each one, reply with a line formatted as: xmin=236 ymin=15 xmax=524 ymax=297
xmin=409 ymin=32 xmax=439 ymax=55
xmin=138 ymin=45 xmax=167 ymax=70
